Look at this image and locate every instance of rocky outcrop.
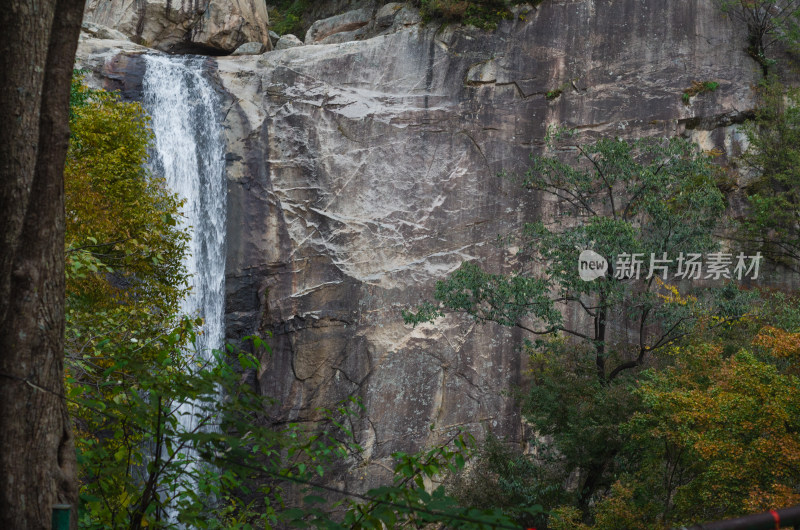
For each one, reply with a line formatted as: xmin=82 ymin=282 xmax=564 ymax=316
xmin=82 ymin=0 xmax=271 ymax=54
xmin=303 ymin=2 xmax=421 ymax=44
xmin=76 ymin=0 xmax=761 ymax=493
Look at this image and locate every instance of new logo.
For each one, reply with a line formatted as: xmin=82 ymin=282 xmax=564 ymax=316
xmin=578 ymin=250 xmax=608 ymax=281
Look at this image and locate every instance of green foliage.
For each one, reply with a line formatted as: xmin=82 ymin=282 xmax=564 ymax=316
xmin=738 ymin=79 xmax=800 ymax=271
xmin=331 ymin=433 xmax=539 ymax=529
xmin=523 ymin=338 xmax=642 ymax=504
xmin=450 ymin=339 xmax=644 ymax=525
xmin=682 ymin=80 xmax=719 ymax=104
xmin=406 ymin=131 xmax=740 ymax=383
xmin=66 ymin=74 xmax=189 ymax=352
xmin=268 ymin=0 xmax=309 ymax=36
xmin=70 ymin=326 xmax=366 ymax=529
xmin=416 ymin=0 xmax=518 ymax=30
xmin=448 ymin=434 xmax=553 ymax=527
xmin=546 ymin=88 xmax=562 ymax=100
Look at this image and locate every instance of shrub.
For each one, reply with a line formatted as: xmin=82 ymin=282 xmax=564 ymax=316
xmin=417 ymin=0 xmax=517 ymax=30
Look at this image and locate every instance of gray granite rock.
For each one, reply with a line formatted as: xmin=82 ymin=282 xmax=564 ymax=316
xmin=214 ymin=0 xmax=760 ymax=491
xmin=376 ymin=2 xmax=405 ymax=27
xmin=81 ymin=21 xmax=129 ymax=41
xmin=305 ymin=7 xmax=373 ymax=44
xmin=232 ymin=42 xmax=266 ymax=56
xmin=269 ymin=30 xmax=281 ymax=46
xmin=275 ymin=34 xmax=304 ymax=50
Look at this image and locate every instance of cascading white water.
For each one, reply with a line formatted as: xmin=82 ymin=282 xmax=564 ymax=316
xmin=142 ymin=54 xmax=226 ymax=515
xmin=143 ymin=53 xmax=226 ymax=367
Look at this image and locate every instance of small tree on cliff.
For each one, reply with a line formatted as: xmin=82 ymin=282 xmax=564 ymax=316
xmin=716 ymin=0 xmax=800 ymax=72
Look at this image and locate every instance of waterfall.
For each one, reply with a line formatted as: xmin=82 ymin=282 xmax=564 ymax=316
xmin=141 ymin=54 xmax=227 ymax=516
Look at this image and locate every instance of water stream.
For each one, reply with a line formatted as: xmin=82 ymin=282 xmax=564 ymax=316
xmin=142 ymin=53 xmax=227 ymax=517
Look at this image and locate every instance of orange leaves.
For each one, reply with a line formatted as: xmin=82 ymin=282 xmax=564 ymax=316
xmin=628 ymin=342 xmax=800 ymax=521
xmin=754 ymin=326 xmax=800 ymax=360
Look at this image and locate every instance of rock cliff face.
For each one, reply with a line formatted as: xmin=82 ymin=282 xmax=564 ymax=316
xmin=76 ymin=0 xmax=761 ymax=491
xmin=82 ymin=0 xmax=271 ymax=53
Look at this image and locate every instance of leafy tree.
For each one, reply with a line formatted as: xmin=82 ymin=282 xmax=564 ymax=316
xmin=738 ymin=80 xmax=800 ymax=272
xmin=544 ymin=293 xmax=800 ymax=529
xmin=65 ymin=75 xmax=189 ymax=334
xmin=406 ymin=131 xmax=757 ymax=517
xmin=447 ymin=433 xmax=552 ymax=528
xmin=609 ymin=338 xmax=800 ymax=526
xmin=406 ymin=131 xmax=743 ymax=384
xmin=70 ymin=327 xmax=367 ymax=529
xmin=267 ymin=0 xmax=309 ymax=36
xmin=333 ymin=433 xmax=537 ymax=529
xmin=450 ymin=336 xmax=645 ymax=523
xmin=64 ymin=77 xmax=193 ymax=464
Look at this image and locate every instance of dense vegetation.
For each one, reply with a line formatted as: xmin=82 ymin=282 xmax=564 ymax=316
xmin=738 ymin=80 xmax=800 ymax=271
xmin=267 ymin=0 xmax=310 ymax=36
xmin=414 ymin=0 xmax=519 ymax=29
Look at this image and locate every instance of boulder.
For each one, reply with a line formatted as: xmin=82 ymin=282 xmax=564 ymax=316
xmin=304 ymin=7 xmax=372 ymax=44
xmin=82 ymin=0 xmax=272 ymax=54
xmin=301 ymin=4 xmax=422 ymax=46
xmin=274 ymin=34 xmax=304 ymax=50
xmin=375 ymin=2 xmax=405 ymax=28
xmin=231 ymin=42 xmax=266 ymax=56
xmin=269 ymin=30 xmax=281 ymax=47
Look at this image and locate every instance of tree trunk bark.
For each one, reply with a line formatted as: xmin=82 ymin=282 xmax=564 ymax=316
xmin=0 ymin=0 xmax=86 ymax=527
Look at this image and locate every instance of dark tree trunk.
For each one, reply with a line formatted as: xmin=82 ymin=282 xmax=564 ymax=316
xmin=0 ymin=0 xmax=86 ymax=527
